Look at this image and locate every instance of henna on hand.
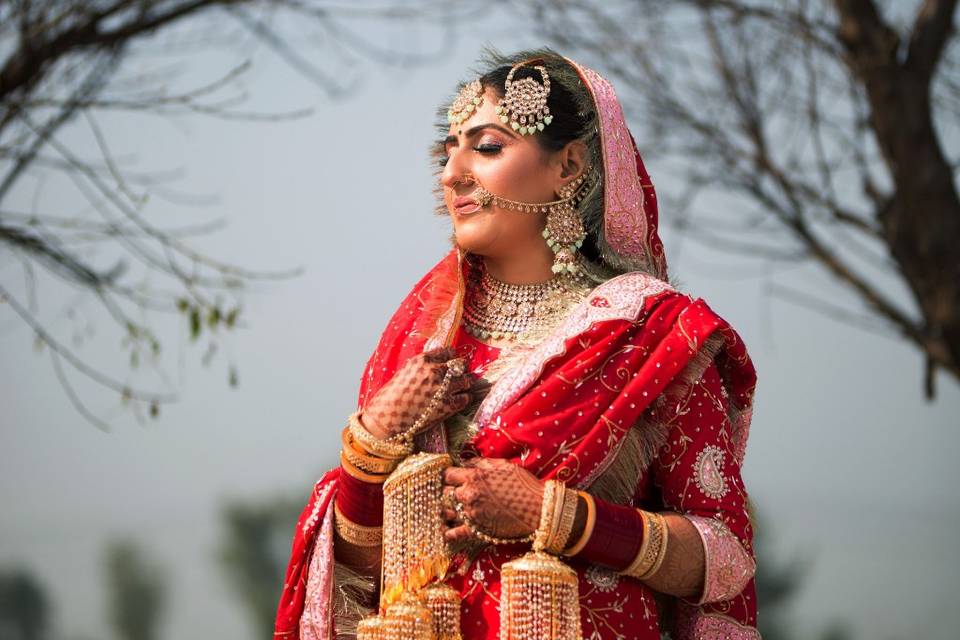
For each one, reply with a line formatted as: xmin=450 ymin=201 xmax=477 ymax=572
xmin=361 ymin=347 xmax=477 ymax=439
xmin=440 ymin=458 xmax=545 ymax=544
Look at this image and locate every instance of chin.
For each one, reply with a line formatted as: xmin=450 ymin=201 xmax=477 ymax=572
xmin=451 ymin=212 xmax=498 ymax=255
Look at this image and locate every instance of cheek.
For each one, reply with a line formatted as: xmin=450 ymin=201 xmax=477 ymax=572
xmin=476 ymin=153 xmax=553 ymax=202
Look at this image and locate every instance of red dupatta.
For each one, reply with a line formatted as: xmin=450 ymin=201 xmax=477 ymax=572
xmin=274 ymin=59 xmax=757 ymax=639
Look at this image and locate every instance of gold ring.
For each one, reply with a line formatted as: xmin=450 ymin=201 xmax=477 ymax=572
xmin=446 ymin=358 xmax=466 ymax=377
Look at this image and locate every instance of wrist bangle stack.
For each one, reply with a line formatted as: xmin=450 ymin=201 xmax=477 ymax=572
xmin=532 ymin=480 xmax=580 ymax=555
xmin=341 ymin=427 xmax=401 ymax=475
xmin=334 ymin=500 xmax=383 ymax=547
xmin=622 ymin=510 xmax=669 ymax=581
xmin=340 ymin=451 xmax=391 ymax=484
xmin=348 ymin=411 xmax=414 ymax=459
xmin=562 ymin=491 xmax=596 ymax=556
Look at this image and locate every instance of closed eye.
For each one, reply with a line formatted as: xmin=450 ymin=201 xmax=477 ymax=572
xmin=437 ymin=143 xmax=503 ymax=166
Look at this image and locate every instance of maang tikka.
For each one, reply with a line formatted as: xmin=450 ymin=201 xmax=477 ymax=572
xmin=495 ymin=62 xmax=552 ymax=136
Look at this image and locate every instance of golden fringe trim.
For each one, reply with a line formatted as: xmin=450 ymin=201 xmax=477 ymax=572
xmin=585 ymin=333 xmax=726 ymax=504
xmin=332 ymin=561 xmax=377 ymax=640
xmin=587 ymin=415 xmax=671 ymax=504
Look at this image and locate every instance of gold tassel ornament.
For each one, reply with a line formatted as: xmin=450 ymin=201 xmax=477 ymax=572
xmin=383 ymin=593 xmax=436 ymax=640
xmin=356 ymin=614 xmax=389 ymax=640
xmin=422 ymin=582 xmax=463 ymax=640
xmin=498 ymin=479 xmax=583 ymax=640
xmin=381 ymin=452 xmax=453 ymax=607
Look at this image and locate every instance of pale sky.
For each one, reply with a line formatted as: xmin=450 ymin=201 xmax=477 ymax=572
xmin=2 ymin=9 xmax=958 ymax=640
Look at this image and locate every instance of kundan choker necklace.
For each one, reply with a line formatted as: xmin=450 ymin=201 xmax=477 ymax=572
xmin=463 ymin=265 xmax=591 ymax=343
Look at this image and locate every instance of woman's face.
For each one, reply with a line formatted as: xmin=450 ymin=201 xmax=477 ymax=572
xmin=439 ymin=88 xmax=562 ymax=259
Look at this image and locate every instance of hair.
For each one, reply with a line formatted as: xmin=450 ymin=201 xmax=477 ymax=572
xmin=431 ymin=46 xmax=624 ymax=279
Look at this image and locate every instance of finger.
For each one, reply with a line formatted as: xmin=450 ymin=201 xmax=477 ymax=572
xmin=464 ymin=457 xmax=501 ymax=469
xmin=448 ymin=373 xmax=474 ymax=393
xmin=470 ymin=378 xmax=492 ymax=395
xmin=442 ymin=507 xmax=460 ymax=522
xmin=445 ymin=391 xmax=472 ymax=415
xmin=444 ymin=524 xmax=475 ymax=544
xmin=423 ymin=346 xmax=456 ymax=364
xmin=441 ymin=466 xmax=473 ymax=486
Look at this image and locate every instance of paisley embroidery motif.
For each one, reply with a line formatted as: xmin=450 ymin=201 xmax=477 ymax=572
xmin=694 ymin=444 xmax=729 ymax=500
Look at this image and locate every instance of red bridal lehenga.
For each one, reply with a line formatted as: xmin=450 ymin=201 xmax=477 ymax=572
xmin=274 ymin=58 xmax=761 ymax=640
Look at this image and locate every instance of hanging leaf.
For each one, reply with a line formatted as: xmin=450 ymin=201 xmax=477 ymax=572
xmin=208 ymin=307 xmax=221 ymax=328
xmin=176 ymin=298 xmax=189 ymax=313
xmin=225 ymin=307 xmax=240 ymax=328
xmin=189 ymin=308 xmax=201 ymax=341
xmin=228 ymin=366 xmax=239 ymax=388
xmin=149 ymin=402 xmax=159 ymax=418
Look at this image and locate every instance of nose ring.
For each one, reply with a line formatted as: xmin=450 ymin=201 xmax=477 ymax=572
xmin=455 ymin=173 xmax=476 ymax=188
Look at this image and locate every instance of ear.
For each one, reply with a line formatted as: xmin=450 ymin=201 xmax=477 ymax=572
xmin=554 ymin=140 xmax=589 ymax=192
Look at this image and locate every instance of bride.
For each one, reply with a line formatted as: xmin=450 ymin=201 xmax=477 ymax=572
xmin=274 ymin=47 xmax=761 ymax=640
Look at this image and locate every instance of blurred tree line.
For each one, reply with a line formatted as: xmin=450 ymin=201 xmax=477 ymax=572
xmin=0 ymin=498 xmax=858 ymax=639
xmin=0 ymin=538 xmax=166 ymax=640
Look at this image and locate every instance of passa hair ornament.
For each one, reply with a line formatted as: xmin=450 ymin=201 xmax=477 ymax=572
xmin=495 ymin=62 xmax=552 ymax=136
xmin=448 ymin=79 xmax=484 ymax=126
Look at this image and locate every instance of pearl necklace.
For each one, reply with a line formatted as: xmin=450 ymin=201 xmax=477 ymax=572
xmin=463 ymin=267 xmax=591 ymax=343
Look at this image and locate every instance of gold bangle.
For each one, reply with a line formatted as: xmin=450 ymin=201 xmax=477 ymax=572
xmin=546 ymin=486 xmax=580 ymax=554
xmin=622 ymin=510 xmax=667 ymax=580
xmin=340 ymin=450 xmax=390 ymax=484
xmin=341 ymin=428 xmax=400 ymax=475
xmin=639 ymin=512 xmax=669 ymax=580
xmin=562 ymin=491 xmax=596 ymax=556
xmin=348 ymin=412 xmax=413 ymax=460
xmin=334 ymin=500 xmax=382 ymax=547
xmin=533 ymin=479 xmax=565 ymax=552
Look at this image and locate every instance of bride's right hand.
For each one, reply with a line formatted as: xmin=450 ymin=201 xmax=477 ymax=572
xmin=360 ymin=347 xmax=478 ymax=440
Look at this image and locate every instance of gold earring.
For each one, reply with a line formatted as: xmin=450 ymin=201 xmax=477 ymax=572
xmin=544 ymin=172 xmax=592 ymax=275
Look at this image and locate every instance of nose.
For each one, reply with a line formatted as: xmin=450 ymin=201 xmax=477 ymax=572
xmin=440 ymin=144 xmax=472 ymax=191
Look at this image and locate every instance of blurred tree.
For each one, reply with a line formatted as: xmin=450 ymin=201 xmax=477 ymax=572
xmin=0 ymin=568 xmax=50 ymax=640
xmin=752 ymin=519 xmax=853 ymax=640
xmin=520 ymin=0 xmax=959 ymax=398
xmin=218 ymin=495 xmax=304 ymax=638
xmin=103 ymin=539 xmax=167 ymax=640
xmin=0 ymin=1 xmax=478 ymax=429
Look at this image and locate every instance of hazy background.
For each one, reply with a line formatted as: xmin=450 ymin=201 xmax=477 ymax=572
xmin=2 ymin=9 xmax=958 ymax=640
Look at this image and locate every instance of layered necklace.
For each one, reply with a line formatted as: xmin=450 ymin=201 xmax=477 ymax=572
xmin=463 ymin=263 xmax=592 ymax=344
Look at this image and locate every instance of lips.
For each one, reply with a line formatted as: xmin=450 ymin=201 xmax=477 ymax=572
xmin=453 ymin=195 xmax=482 ymax=215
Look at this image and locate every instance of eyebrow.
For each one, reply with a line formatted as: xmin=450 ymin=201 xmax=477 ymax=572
xmin=442 ymin=123 xmax=517 ymax=146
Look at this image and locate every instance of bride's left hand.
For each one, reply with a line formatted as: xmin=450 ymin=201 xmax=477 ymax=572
xmin=441 ymin=458 xmax=544 ymax=544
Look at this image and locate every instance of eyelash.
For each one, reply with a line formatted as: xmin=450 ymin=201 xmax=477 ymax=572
xmin=438 ymin=143 xmax=502 ymax=167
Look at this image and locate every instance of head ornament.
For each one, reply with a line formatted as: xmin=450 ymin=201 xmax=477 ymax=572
xmin=447 ymin=79 xmax=484 ymax=127
xmin=495 ymin=62 xmax=552 ymax=136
